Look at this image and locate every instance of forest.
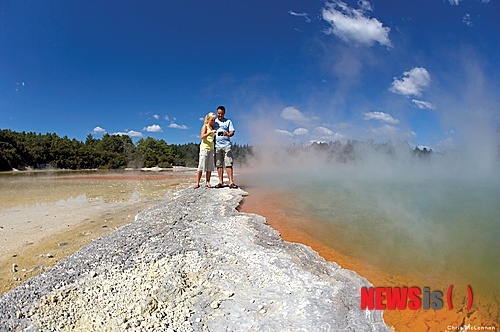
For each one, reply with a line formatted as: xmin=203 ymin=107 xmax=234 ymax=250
xmin=0 ymin=128 xmax=459 ymax=173
xmin=0 ymin=129 xmax=254 ymax=172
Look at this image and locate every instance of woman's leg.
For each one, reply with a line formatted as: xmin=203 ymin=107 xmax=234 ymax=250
xmin=205 ymin=171 xmax=212 ymax=187
xmin=195 ymin=170 xmax=202 ymax=188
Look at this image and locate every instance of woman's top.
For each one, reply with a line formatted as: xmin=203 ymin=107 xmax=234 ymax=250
xmin=200 ymin=126 xmax=215 ymax=150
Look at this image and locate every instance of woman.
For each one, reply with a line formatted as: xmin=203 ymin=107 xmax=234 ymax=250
xmin=194 ymin=112 xmax=216 ymax=188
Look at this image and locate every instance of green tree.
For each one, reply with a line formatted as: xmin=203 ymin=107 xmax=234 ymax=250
xmin=0 ymin=130 xmax=26 ymax=170
xmin=136 ymin=137 xmax=173 ymax=168
xmin=96 ymin=134 xmax=135 ymax=169
xmin=170 ymin=143 xmax=199 ymax=167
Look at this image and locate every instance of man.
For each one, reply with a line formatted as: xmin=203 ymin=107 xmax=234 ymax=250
xmin=213 ymin=105 xmax=238 ymax=189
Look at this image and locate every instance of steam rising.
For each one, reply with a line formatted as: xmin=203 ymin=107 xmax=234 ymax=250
xmin=241 ymin=87 xmax=499 ymax=299
xmin=243 ymin=134 xmax=499 ymax=300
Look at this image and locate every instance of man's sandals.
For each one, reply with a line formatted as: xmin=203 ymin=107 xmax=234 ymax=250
xmin=214 ymin=183 xmax=239 ymax=189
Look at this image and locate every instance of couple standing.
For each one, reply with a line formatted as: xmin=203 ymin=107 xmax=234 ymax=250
xmin=194 ymin=105 xmax=238 ymax=189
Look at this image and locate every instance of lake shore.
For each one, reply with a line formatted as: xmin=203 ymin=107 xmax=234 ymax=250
xmin=0 ymin=185 xmax=389 ymax=331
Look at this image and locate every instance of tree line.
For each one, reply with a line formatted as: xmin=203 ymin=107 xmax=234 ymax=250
xmin=0 ymin=129 xmax=254 ymax=172
xmin=307 ymin=139 xmax=433 ymax=163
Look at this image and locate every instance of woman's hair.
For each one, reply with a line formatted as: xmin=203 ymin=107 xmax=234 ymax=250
xmin=204 ymin=112 xmax=216 ymax=124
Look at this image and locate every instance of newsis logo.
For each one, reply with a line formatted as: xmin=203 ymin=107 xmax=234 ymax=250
xmin=360 ymin=285 xmax=473 ymax=311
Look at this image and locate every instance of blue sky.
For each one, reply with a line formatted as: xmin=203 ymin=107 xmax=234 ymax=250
xmin=1 ymin=0 xmax=499 ymax=150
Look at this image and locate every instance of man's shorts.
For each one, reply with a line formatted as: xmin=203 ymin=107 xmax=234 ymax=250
xmin=197 ymin=149 xmax=215 ymax=172
xmin=215 ymin=147 xmax=233 ymax=168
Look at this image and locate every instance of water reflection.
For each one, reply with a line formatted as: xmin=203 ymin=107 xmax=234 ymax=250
xmin=0 ymin=170 xmax=193 ymax=209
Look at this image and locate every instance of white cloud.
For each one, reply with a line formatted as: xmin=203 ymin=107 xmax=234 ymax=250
xmin=153 ymin=114 xmax=160 ymax=120
xmin=412 ymin=99 xmax=436 ymax=110
xmin=293 ymin=128 xmax=309 ymax=135
xmin=321 ymin=0 xmax=391 ymax=47
xmin=168 ymin=122 xmax=188 ymax=130
xmin=364 ymin=111 xmax=399 ymax=124
xmin=313 ymin=126 xmax=344 ymax=141
xmin=314 ymin=126 xmax=334 ymax=136
xmin=164 ymin=115 xmax=170 ymax=121
xmin=274 ymin=127 xmax=308 ymax=138
xmin=462 ymin=13 xmax=473 ymax=27
xmin=450 ymin=0 xmax=489 ymax=5
xmin=358 ymin=0 xmax=373 ymax=12
xmin=275 ymin=129 xmax=293 ymax=137
xmin=143 ymin=124 xmax=163 ymax=132
xmin=127 ymin=130 xmax=143 ymax=137
xmin=15 ymin=81 xmax=25 ymax=91
xmin=113 ymin=130 xmax=143 ymax=137
xmin=389 ymin=67 xmax=431 ymax=97
xmin=280 ymin=107 xmax=310 ymax=124
xmin=288 ymin=10 xmax=310 ymax=22
xmin=92 ymin=126 xmax=106 ymax=134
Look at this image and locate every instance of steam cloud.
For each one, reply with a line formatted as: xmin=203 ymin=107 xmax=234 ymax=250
xmin=237 ymin=52 xmax=500 ymax=298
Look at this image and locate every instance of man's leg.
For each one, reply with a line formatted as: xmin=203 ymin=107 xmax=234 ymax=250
xmin=215 ymin=148 xmax=225 ymax=186
xmin=226 ymin=166 xmax=234 ymax=184
xmin=224 ymin=147 xmax=237 ymax=187
xmin=217 ymin=167 xmax=224 ymax=185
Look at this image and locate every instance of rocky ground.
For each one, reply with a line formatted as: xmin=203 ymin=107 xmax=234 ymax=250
xmin=0 ymin=187 xmax=390 ymax=331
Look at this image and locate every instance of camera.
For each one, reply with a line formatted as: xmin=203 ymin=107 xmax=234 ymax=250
xmin=217 ymin=131 xmax=224 ymax=136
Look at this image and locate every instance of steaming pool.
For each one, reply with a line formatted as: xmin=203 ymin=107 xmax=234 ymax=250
xmin=240 ymin=168 xmax=500 ymax=323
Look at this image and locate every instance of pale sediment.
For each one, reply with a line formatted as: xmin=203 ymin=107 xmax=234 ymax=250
xmin=0 ymin=187 xmax=390 ymax=331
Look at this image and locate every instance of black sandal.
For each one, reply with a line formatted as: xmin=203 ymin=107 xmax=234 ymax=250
xmin=214 ymin=183 xmax=224 ymax=188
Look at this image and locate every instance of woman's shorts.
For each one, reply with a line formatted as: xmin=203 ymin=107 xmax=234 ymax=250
xmin=197 ymin=149 xmax=215 ymax=172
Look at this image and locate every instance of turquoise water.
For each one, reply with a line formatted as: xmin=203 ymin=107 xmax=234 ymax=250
xmin=245 ymin=168 xmax=500 ymax=303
